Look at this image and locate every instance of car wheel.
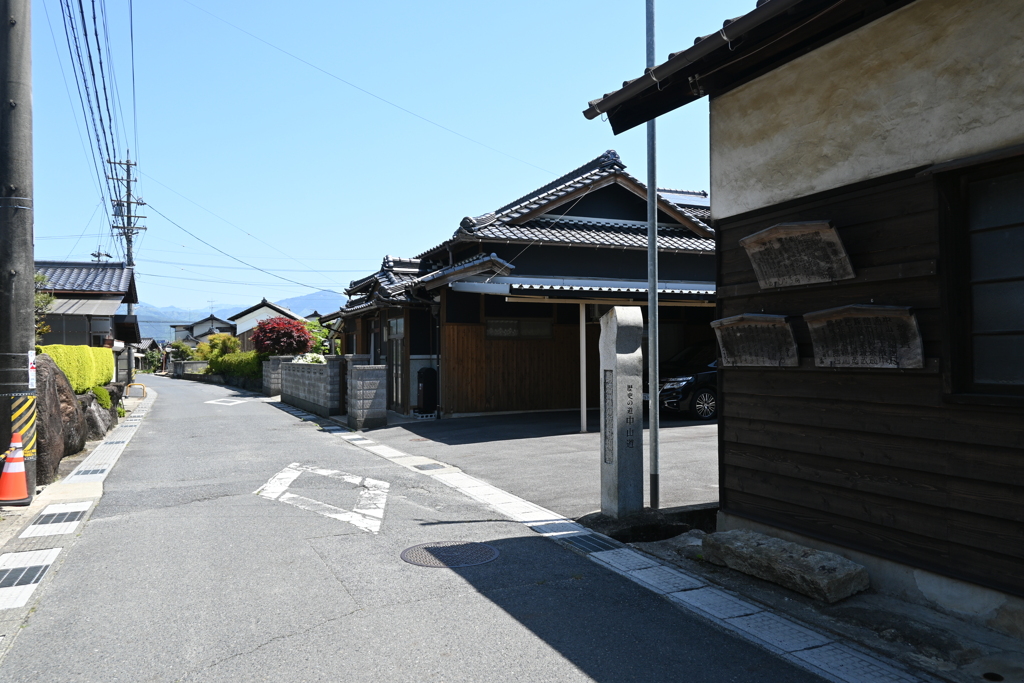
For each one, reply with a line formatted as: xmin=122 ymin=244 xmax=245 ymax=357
xmin=690 ymin=388 xmax=717 ymax=420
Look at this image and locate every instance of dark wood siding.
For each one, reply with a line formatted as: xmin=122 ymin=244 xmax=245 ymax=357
xmin=717 ymin=172 xmax=1024 ymax=597
xmin=441 ymin=323 xmax=599 ymax=414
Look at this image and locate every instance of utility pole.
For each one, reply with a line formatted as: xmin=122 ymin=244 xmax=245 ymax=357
xmin=646 ymin=0 xmax=660 ymax=511
xmin=108 ymin=154 xmax=145 ymax=378
xmin=0 ymin=0 xmax=37 ymax=502
xmin=91 ymin=247 xmax=111 ymax=262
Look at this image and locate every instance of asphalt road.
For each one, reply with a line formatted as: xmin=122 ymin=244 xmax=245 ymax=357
xmin=0 ymin=375 xmax=822 ymax=682
xmin=371 ymin=410 xmax=719 ymax=519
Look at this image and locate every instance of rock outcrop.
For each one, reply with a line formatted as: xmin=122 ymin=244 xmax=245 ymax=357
xmin=34 ymin=355 xmax=65 ymax=485
xmin=703 ymin=529 xmax=870 ymax=603
xmin=33 ymin=354 xmax=90 ymax=484
xmin=81 ymin=393 xmax=113 ymax=440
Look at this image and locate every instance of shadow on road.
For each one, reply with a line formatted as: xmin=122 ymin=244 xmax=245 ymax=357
xmin=436 ymin=535 xmax=822 ymax=683
xmin=389 ymin=409 xmax=715 ymax=446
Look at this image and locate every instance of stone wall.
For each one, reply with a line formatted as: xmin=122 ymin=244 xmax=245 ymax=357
xmin=171 ymin=360 xmax=209 ymax=378
xmin=261 ymin=356 xmax=295 ymax=396
xmin=347 ymin=364 xmax=386 ymax=431
xmin=280 ymin=357 xmax=343 ymax=418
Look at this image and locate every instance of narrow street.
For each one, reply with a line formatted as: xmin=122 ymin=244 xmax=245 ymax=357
xmin=0 ymin=376 xmax=825 ymax=682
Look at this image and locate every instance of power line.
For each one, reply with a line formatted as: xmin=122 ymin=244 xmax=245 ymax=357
xmin=137 ymin=257 xmax=368 ymax=273
xmin=141 ymin=172 xmax=345 ymax=287
xmin=129 ymin=0 xmax=139 ymax=159
xmin=177 ymin=0 xmax=554 ymax=176
xmin=147 ymin=203 xmax=340 ymax=294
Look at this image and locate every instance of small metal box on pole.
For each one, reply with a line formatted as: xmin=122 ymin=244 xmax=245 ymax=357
xmin=599 ymin=306 xmax=644 ymax=518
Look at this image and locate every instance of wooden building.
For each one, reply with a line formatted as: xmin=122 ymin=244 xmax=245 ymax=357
xmin=323 ymin=151 xmax=717 ymax=418
xmin=586 ymin=0 xmax=1024 ymax=626
xmin=36 ymin=261 xmax=140 ymax=347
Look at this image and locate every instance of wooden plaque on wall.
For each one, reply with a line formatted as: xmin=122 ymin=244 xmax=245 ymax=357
xmin=711 ymin=314 xmax=799 ymax=367
xmin=739 ymin=221 xmax=855 ymax=289
xmin=804 ymin=305 xmax=924 ymax=369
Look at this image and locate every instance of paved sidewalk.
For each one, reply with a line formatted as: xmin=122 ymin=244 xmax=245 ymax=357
xmin=0 ymin=391 xmax=157 ymax=660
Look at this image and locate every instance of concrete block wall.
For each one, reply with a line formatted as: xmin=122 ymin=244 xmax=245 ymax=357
xmin=280 ymin=356 xmax=343 ymax=417
xmin=171 ymin=360 xmax=209 ymax=378
xmin=262 ymin=356 xmax=295 ymax=396
xmin=348 ymin=364 xmax=386 ymax=431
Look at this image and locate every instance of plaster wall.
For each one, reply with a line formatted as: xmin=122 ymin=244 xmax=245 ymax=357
xmin=709 ymin=0 xmax=1024 ymax=219
xmin=233 ymin=307 xmax=294 ymax=335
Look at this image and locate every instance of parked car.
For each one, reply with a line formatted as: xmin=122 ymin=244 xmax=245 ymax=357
xmin=658 ymin=343 xmax=718 ymax=420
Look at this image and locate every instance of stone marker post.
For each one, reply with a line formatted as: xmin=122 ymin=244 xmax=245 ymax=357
xmin=599 ymin=306 xmax=644 ymax=518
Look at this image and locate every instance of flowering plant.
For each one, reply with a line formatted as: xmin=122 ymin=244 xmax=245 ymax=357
xmin=292 ymin=353 xmax=326 ymax=364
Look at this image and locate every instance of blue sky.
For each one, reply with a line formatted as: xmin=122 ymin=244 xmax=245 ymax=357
xmin=32 ymin=0 xmax=753 ymax=309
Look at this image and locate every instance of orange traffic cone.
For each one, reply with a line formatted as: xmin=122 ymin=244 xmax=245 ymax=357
xmin=0 ymin=433 xmax=31 ymax=505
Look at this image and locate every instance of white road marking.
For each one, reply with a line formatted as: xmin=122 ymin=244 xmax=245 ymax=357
xmin=327 ymin=429 xmax=930 ymax=683
xmin=254 ymin=464 xmax=390 ymax=534
xmin=205 ymin=398 xmax=247 ymax=406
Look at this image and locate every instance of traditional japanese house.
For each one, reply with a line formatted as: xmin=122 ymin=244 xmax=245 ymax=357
xmin=35 ymin=261 xmax=140 ymax=347
xmin=585 ymin=0 xmax=1024 ymax=629
xmin=227 ymin=298 xmax=304 ymax=352
xmin=323 ymin=151 xmax=717 ymax=418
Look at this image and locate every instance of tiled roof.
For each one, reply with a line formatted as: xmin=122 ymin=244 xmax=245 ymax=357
xmin=468 ymin=215 xmax=714 ymax=253
xmin=417 ymin=150 xmax=712 ymax=259
xmin=346 ymin=256 xmax=440 ymax=297
xmin=228 ymin=298 xmax=303 ymax=321
xmin=35 ymin=261 xmax=133 ymax=294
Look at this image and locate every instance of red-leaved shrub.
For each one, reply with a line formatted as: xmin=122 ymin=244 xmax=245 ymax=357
xmin=251 ymin=317 xmax=312 ymax=355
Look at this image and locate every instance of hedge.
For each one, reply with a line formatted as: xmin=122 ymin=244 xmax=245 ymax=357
xmin=208 ymin=351 xmax=264 ymax=379
xmin=90 ymin=385 xmax=112 ymax=409
xmin=40 ymin=344 xmax=115 ymax=393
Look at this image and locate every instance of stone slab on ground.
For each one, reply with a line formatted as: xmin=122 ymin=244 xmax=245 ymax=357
xmin=703 ymin=529 xmax=870 ymax=604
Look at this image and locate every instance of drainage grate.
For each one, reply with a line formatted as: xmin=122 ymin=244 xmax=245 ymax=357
xmin=35 ymin=511 xmax=86 ymax=525
xmin=105 ymin=440 xmax=127 ymax=445
xmin=400 ymin=542 xmax=499 ymax=568
xmin=560 ymin=533 xmax=622 ymax=554
xmin=414 ymin=463 xmax=445 ymax=471
xmin=75 ymin=469 xmax=107 ymax=476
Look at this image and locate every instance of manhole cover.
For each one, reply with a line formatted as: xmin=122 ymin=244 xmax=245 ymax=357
xmin=400 ymin=542 xmax=499 ymax=568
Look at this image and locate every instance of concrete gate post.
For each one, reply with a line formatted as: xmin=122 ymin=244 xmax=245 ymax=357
xmin=599 ymin=306 xmax=644 ymax=518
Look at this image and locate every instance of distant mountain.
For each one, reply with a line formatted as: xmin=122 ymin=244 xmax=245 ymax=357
xmin=119 ymin=290 xmax=347 ymax=341
xmin=275 ymin=291 xmax=346 ymax=317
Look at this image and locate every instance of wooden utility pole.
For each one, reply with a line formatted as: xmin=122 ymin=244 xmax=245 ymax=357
xmin=0 ymin=0 xmax=36 ymax=502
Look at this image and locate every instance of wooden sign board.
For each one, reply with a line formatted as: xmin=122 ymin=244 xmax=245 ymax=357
xmin=711 ymin=314 xmax=799 ymax=367
xmin=739 ymin=221 xmax=855 ymax=289
xmin=804 ymin=305 xmax=924 ymax=369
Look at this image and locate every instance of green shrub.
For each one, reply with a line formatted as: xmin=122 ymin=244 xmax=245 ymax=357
xmin=90 ymin=347 xmax=114 ymax=385
xmin=117 ymin=405 xmax=125 ymax=417
xmin=169 ymin=340 xmax=194 ymax=360
xmin=39 ymin=344 xmax=114 ymax=393
xmin=90 ymin=385 xmax=112 ymax=410
xmin=208 ymin=351 xmax=265 ymax=379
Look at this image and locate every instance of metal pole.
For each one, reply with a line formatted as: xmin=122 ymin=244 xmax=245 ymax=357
xmin=579 ymin=303 xmax=586 ymax=433
xmin=0 ymin=0 xmax=36 ymax=502
xmin=646 ymin=0 xmax=660 ymax=511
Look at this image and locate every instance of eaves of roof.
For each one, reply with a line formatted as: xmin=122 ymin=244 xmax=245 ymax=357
xmin=584 ymin=0 xmax=916 ymax=134
xmin=415 ymin=151 xmax=713 ymax=260
xmin=227 ymin=298 xmax=302 ymax=321
xmin=35 ymin=261 xmax=136 ymax=302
